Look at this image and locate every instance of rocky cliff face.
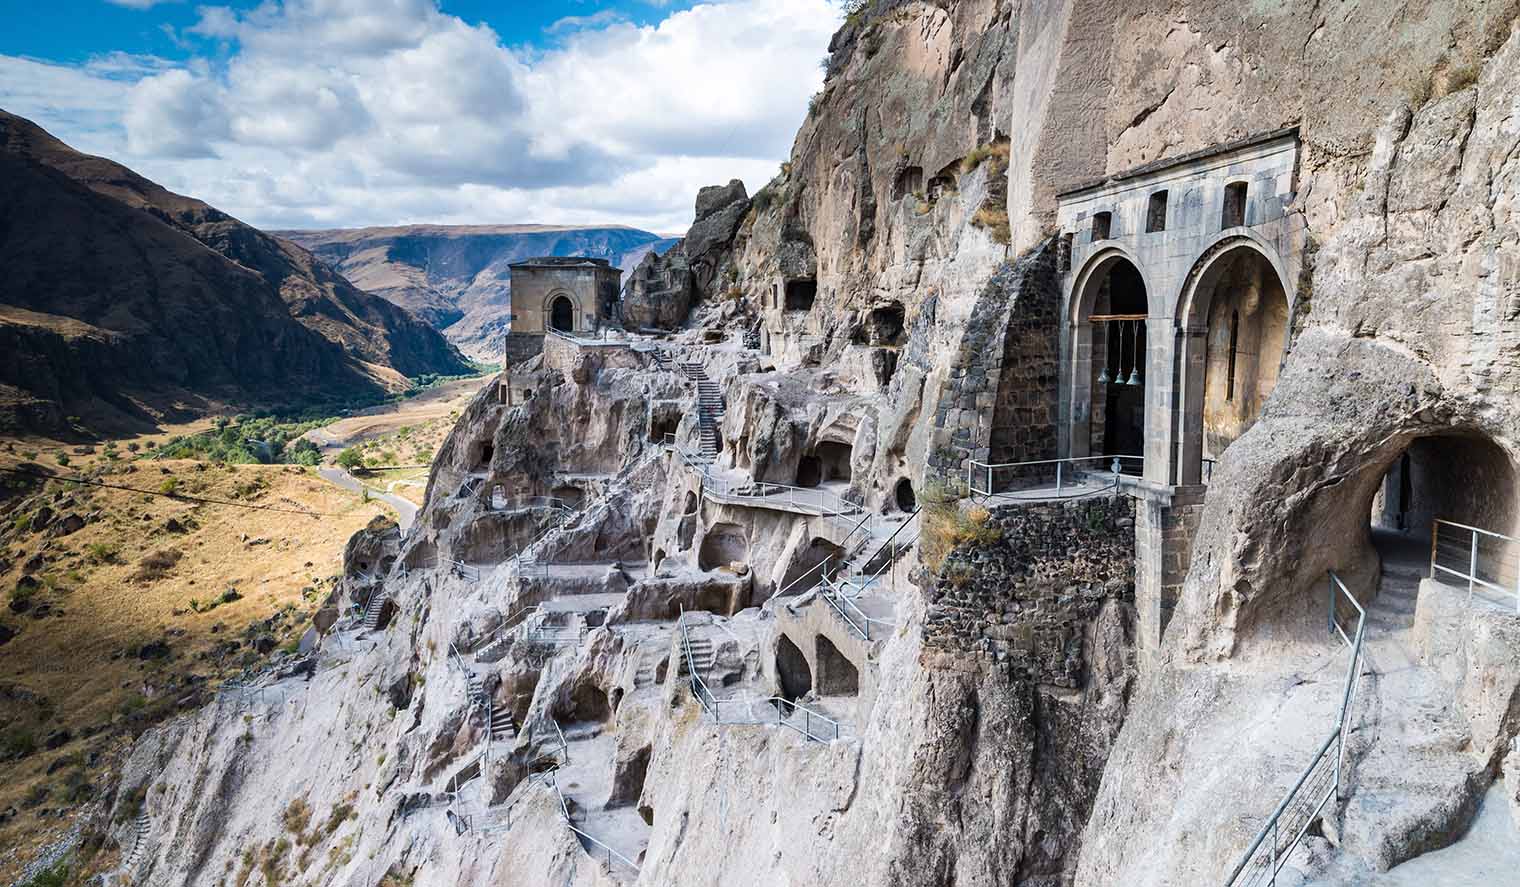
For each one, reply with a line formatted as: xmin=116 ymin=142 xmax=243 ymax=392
xmin=43 ymin=2 xmax=1520 ymax=886
xmin=283 ymin=225 xmax=675 ymax=360
xmin=0 ymin=110 xmax=471 ymax=434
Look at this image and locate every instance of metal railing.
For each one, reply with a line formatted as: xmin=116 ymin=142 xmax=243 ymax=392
xmin=966 ymin=454 xmax=1143 ymax=499
xmin=546 ymin=769 xmax=642 ymax=876
xmin=1224 ymin=571 xmax=1365 ymax=887
xmin=447 ymin=559 xmax=481 ymax=581
xmin=1429 ymin=518 xmax=1520 ymax=614
xmin=678 ymin=609 xmax=840 ymax=742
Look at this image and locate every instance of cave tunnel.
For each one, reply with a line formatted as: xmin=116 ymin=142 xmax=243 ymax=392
xmin=814 ymin=635 xmax=859 ymax=697
xmin=776 ymin=634 xmax=812 ymax=703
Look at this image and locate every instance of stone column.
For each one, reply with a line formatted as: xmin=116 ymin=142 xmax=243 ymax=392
xmin=1175 ymin=326 xmax=1208 ymax=485
xmin=1142 ymin=318 xmax=1176 ymax=486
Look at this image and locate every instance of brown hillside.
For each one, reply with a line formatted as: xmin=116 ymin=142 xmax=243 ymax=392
xmin=0 ymin=110 xmax=471 ymax=435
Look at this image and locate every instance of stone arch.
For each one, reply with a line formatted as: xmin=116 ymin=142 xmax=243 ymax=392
xmin=814 ymin=635 xmax=859 ymax=697
xmin=1174 ymin=235 xmax=1295 ymax=485
xmin=1067 ymin=249 xmax=1151 ymax=467
xmin=546 ymin=291 xmax=579 ymax=332
xmin=776 ymin=634 xmax=812 ymax=703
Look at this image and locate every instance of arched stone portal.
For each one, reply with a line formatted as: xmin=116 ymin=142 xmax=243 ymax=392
xmin=1070 ymin=252 xmax=1149 ymax=470
xmin=550 ymin=295 xmax=575 ymax=332
xmin=1369 ymin=434 xmax=1518 ymax=546
xmin=1176 ymin=239 xmax=1292 ymax=484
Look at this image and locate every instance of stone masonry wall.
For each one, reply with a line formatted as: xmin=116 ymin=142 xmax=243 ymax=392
xmin=922 ymin=493 xmax=1136 ymax=680
xmin=925 ymin=239 xmax=1061 ymax=482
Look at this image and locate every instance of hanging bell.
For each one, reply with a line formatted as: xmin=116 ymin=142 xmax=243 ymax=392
xmin=1126 ymin=320 xmax=1143 ymax=385
xmin=1097 ymin=364 xmax=1111 ymax=385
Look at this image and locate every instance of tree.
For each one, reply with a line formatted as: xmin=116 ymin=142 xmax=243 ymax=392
xmin=336 ymin=448 xmax=364 ymax=471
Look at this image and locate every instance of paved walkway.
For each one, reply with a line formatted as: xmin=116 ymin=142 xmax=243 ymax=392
xmin=317 ymin=466 xmax=418 ymax=530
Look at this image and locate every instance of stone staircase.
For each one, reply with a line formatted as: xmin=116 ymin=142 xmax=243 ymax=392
xmin=633 ymin=648 xmax=667 ymax=689
xmin=463 ymin=666 xmax=487 ymax=708
xmin=684 ymin=636 xmax=715 ymax=676
xmin=489 ymin=701 xmax=517 ymax=742
xmin=362 ymin=592 xmax=389 ymax=630
xmin=1336 ymin=537 xmax=1487 ymax=872
xmin=686 ymin=364 xmax=725 ymax=462
xmin=123 ymin=807 xmax=149 ymax=870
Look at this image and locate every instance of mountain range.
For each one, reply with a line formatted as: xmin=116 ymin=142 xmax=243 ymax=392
xmin=0 ymin=110 xmax=472 ymax=435
xmin=282 ymin=225 xmax=678 ymax=359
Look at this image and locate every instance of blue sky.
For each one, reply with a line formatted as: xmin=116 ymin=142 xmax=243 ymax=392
xmin=0 ymin=0 xmax=839 ymax=231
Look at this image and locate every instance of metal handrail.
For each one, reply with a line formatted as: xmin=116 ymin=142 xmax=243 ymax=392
xmin=1429 ymin=518 xmax=1520 ymax=613
xmin=546 ymin=770 xmax=642 ymax=874
xmin=1224 ymin=571 xmax=1365 ymax=887
xmin=966 ymin=453 xmax=1143 ymax=498
xmin=678 ymin=608 xmax=840 ymax=742
xmin=774 ymin=554 xmax=837 ymax=599
xmin=447 ymin=559 xmax=481 ymax=581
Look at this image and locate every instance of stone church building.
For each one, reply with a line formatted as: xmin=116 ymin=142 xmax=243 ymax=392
xmin=503 ymin=257 xmax=623 ymax=362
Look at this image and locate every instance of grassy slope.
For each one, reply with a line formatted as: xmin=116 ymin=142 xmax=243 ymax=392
xmin=0 ymin=451 xmax=394 ymax=881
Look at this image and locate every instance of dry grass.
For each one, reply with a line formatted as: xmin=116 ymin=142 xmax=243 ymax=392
xmin=0 ymin=451 xmax=387 ymax=882
xmin=918 ymin=484 xmax=1002 ymax=571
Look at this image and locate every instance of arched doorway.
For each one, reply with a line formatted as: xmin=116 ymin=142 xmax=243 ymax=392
xmin=1177 ymin=239 xmax=1291 ymax=484
xmin=1369 ymin=434 xmax=1518 ymax=576
xmin=550 ymin=295 xmax=574 ymax=332
xmin=1072 ymin=254 xmax=1149 ymax=471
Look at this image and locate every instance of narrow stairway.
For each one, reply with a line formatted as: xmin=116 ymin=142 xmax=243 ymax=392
xmin=684 ymin=636 xmax=715 ymax=677
xmin=489 ymin=702 xmax=517 ymax=742
xmin=1336 ymin=529 xmax=1487 ymax=872
xmin=362 ymin=592 xmax=389 ymax=630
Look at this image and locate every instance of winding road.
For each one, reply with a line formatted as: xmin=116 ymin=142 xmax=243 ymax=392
xmin=318 ymin=466 xmax=419 ymax=532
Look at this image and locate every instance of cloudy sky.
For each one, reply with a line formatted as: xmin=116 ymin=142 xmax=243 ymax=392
xmin=0 ymin=0 xmax=842 ymax=233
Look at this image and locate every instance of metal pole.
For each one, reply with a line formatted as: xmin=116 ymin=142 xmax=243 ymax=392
xmin=1270 ymin=819 xmax=1278 ymax=884
xmin=1056 ymin=461 xmax=1063 ymax=495
xmin=1469 ymin=529 xmax=1479 ymax=602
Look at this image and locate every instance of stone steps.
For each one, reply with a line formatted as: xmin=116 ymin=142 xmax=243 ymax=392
xmin=1338 ymin=541 xmax=1486 ymax=872
xmin=489 ymin=705 xmax=516 ymax=741
xmin=685 ymin=637 xmax=715 ymax=674
xmin=123 ymin=808 xmax=149 ymax=869
xmin=362 ymin=592 xmax=389 ymax=631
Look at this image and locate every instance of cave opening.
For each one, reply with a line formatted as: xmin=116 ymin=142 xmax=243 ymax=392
xmin=776 ymin=635 xmax=812 ymax=703
xmin=814 ymin=635 xmax=859 ymax=697
xmin=895 ymin=478 xmax=916 ymax=512
xmin=698 ymin=523 xmax=748 ymax=571
xmin=785 ymin=279 xmax=817 ymax=312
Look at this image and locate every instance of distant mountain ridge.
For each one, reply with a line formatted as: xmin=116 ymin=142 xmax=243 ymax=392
xmin=0 ymin=109 xmax=471 ymax=435
xmin=282 ymin=225 xmax=678 ymax=359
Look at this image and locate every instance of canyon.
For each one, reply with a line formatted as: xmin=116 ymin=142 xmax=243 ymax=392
xmin=8 ymin=2 xmax=1520 ymax=886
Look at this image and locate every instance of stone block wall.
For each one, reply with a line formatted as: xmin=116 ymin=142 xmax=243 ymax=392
xmin=925 ymin=239 xmax=1061 ymax=483
xmin=922 ymin=494 xmax=1135 ymax=681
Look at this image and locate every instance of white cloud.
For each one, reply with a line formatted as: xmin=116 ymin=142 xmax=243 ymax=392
xmin=0 ymin=0 xmax=841 ymax=233
xmin=105 ymin=0 xmax=184 ymax=9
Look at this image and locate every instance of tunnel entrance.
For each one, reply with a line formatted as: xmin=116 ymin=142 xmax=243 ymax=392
xmin=814 ymin=636 xmax=859 ymax=697
xmin=1370 ymin=435 xmax=1518 ymax=541
xmin=796 ymin=455 xmax=822 ymax=488
xmin=776 ymin=635 xmax=812 ymax=703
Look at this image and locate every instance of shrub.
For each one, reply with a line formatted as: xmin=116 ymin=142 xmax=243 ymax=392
xmin=1 ymin=726 xmax=37 ymax=759
xmin=11 ymin=513 xmax=31 ymax=533
xmin=17 ymin=861 xmax=68 ymax=887
xmin=55 ymin=454 xmax=70 ymax=467
xmin=336 ymin=448 xmax=364 ymax=471
xmin=284 ymin=797 xmax=312 ymax=836
xmin=85 ymin=542 xmax=121 ymax=565
xmin=919 ymin=482 xmax=1001 ymax=570
xmin=972 ymin=206 xmax=1011 ymax=244
xmin=961 ymin=140 xmax=1010 ymax=175
xmin=159 ymin=477 xmax=179 ymax=495
xmin=132 ymin=549 xmax=183 ymax=584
